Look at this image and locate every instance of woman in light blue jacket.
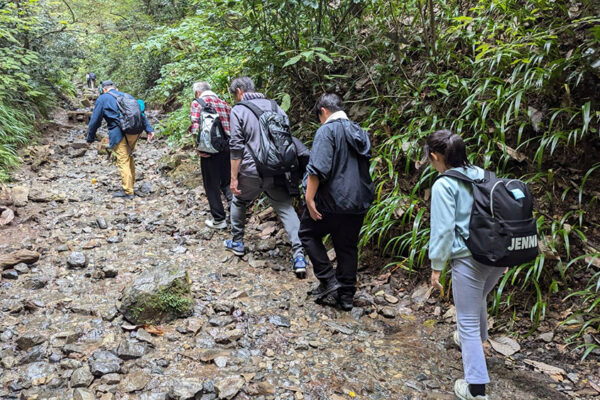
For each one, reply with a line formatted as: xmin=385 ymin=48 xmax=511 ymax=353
xmin=426 ymin=130 xmax=504 ymax=400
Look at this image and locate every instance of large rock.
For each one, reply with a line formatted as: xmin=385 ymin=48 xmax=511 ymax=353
xmin=119 ymin=265 xmax=193 ymax=325
xmin=0 ymin=249 xmax=40 ymax=270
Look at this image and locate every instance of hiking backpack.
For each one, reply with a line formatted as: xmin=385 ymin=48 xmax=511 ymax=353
xmin=194 ymin=98 xmax=227 ymax=154
xmin=89 ymin=72 xmax=96 ymax=80
xmin=439 ymin=170 xmax=539 ymax=268
xmin=236 ymin=99 xmax=299 ymax=177
xmin=108 ymin=91 xmax=145 ymax=135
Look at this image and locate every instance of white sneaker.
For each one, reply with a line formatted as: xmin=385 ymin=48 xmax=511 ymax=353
xmin=454 ymin=330 xmax=461 ymax=349
xmin=454 ymin=379 xmax=488 ymax=400
xmin=205 ymin=218 xmax=226 ymax=229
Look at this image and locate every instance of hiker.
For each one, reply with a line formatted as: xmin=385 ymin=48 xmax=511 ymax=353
xmin=87 ymin=72 xmax=97 ymax=89
xmin=86 ymin=80 xmax=154 ymax=200
xmin=427 ymin=130 xmax=501 ymax=400
xmin=190 ymin=81 xmax=232 ymax=229
xmin=225 ymin=76 xmax=308 ymax=278
xmin=299 ymin=93 xmax=374 ymax=311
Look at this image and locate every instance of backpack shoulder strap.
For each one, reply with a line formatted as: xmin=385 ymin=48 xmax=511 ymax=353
xmin=107 ymin=91 xmax=120 ymax=100
xmin=195 ymin=98 xmax=208 ymax=109
xmin=236 ymin=100 xmax=264 ymax=120
xmin=437 ymin=169 xmax=493 ymax=184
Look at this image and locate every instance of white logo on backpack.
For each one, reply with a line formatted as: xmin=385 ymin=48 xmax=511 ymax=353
xmin=507 ymin=235 xmax=538 ymax=251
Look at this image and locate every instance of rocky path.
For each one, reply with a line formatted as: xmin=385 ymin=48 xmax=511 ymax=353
xmin=0 ymin=105 xmax=583 ymax=399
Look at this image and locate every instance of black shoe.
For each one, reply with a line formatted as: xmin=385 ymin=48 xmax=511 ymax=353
xmin=308 ymin=277 xmax=341 ymax=300
xmin=112 ymin=190 xmax=134 ymax=200
xmin=338 ymin=292 xmax=354 ymax=311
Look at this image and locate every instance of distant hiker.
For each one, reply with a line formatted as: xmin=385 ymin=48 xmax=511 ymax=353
xmin=190 ymin=81 xmax=232 ymax=229
xmin=299 ymin=93 xmax=374 ymax=311
xmin=427 ymin=130 xmax=501 ymax=400
xmin=87 ymin=72 xmax=97 ymax=89
xmin=86 ymin=80 xmax=154 ymax=200
xmin=225 ymin=76 xmax=308 ymax=278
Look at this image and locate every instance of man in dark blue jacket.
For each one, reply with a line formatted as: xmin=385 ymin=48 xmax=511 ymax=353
xmin=299 ymin=93 xmax=374 ymax=310
xmin=87 ymin=80 xmax=154 ymax=199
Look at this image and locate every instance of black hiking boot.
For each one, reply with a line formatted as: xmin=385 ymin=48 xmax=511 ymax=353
xmin=338 ymin=291 xmax=354 ymax=311
xmin=308 ymin=277 xmax=341 ymax=300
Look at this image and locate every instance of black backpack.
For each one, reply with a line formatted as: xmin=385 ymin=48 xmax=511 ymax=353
xmin=194 ymin=98 xmax=228 ymax=154
xmin=108 ymin=91 xmax=145 ymax=135
xmin=439 ymin=169 xmax=539 ymax=268
xmin=237 ymin=99 xmax=299 ymax=177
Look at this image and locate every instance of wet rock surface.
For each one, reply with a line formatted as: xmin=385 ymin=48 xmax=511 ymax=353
xmin=0 ymin=105 xmax=586 ymax=399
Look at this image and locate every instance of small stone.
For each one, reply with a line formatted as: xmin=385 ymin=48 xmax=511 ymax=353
xmin=102 ymin=265 xmax=118 ymax=278
xmin=25 ymin=275 xmax=48 ymax=289
xmin=12 ymin=185 xmax=29 ymax=207
xmin=96 ymin=217 xmax=108 ymax=229
xmin=384 ymin=293 xmax=399 ymax=304
xmin=538 ymin=332 xmax=554 ymax=343
xmin=117 ymin=340 xmax=147 ymax=360
xmin=118 ymin=370 xmax=151 ymax=392
xmin=73 ymin=388 xmax=95 ymax=400
xmin=67 ymin=252 xmax=87 ymax=268
xmin=380 ymin=307 xmax=396 ymax=318
xmin=214 ymin=356 xmax=227 ymax=368
xmin=185 ymin=317 xmax=204 ymax=334
xmin=101 ymin=373 xmax=121 ymax=384
xmin=16 ymin=333 xmax=47 ymax=350
xmin=14 ymin=263 xmax=29 ymax=274
xmin=269 ymin=315 xmax=290 ymax=328
xmin=135 ymin=329 xmax=156 ymax=346
xmin=215 ymin=375 xmax=245 ymax=399
xmin=168 ymin=379 xmax=204 ymax=399
xmin=89 ymin=350 xmax=122 ymax=376
xmin=2 ymin=269 xmax=18 ymax=279
xmin=70 ymin=366 xmax=94 ymax=388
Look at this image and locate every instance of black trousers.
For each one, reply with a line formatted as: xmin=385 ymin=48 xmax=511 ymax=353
xmin=299 ymin=209 xmax=366 ymax=296
xmin=200 ymin=150 xmax=232 ymax=222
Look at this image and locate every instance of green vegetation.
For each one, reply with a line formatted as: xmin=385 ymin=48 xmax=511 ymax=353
xmin=3 ymin=0 xmax=600 ymax=356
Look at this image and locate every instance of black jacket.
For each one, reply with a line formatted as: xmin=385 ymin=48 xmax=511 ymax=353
xmin=305 ymin=118 xmax=374 ymax=214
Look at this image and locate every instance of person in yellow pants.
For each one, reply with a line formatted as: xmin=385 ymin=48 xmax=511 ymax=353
xmin=113 ymin=134 xmax=140 ymax=197
xmin=86 ymin=80 xmax=155 ymax=200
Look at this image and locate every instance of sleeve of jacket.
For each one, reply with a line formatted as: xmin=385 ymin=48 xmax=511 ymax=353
xmin=86 ymin=96 xmax=105 ymax=142
xmin=429 ymin=178 xmax=457 ymax=271
xmin=229 ymin=107 xmax=245 ymax=160
xmin=143 ymin=114 xmax=154 ymax=133
xmin=306 ymin=126 xmax=334 ymax=183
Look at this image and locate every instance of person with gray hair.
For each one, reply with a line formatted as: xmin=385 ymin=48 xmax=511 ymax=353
xmin=190 ymin=81 xmax=233 ymax=229
xmin=224 ymin=76 xmax=308 ymax=279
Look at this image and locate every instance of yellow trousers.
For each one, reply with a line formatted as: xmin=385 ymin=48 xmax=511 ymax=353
xmin=114 ymin=134 xmax=139 ymax=195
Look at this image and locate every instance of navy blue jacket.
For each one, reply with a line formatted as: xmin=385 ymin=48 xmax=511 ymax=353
xmin=86 ymin=89 xmax=154 ymax=148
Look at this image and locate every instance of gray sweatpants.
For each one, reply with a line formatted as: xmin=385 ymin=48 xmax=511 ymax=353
xmin=451 ymin=256 xmax=504 ymax=385
xmin=230 ymin=175 xmax=304 ymax=259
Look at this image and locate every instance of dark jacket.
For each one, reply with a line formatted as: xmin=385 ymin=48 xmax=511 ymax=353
xmin=86 ymin=89 xmax=154 ymax=148
xmin=305 ymin=117 xmax=374 ymax=214
xmin=229 ymin=93 xmax=288 ymax=178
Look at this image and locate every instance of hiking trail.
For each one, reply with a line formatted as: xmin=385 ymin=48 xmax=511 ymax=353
xmin=0 ymin=86 xmax=574 ymax=400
